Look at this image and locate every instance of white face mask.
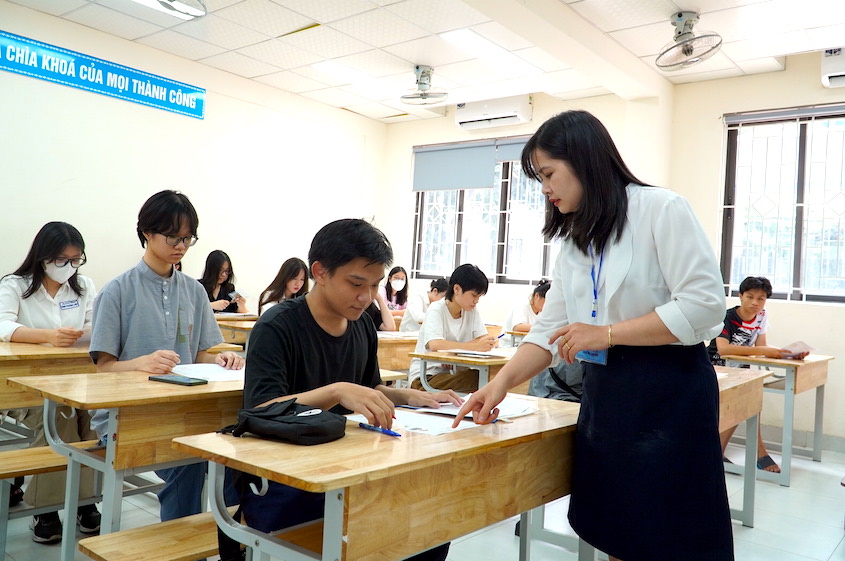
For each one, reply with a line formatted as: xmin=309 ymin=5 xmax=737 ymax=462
xmin=390 ymin=279 xmax=406 ymax=292
xmin=43 ymin=262 xmax=76 ymax=285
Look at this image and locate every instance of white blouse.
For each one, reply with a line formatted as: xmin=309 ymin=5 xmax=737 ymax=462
xmin=523 ymin=185 xmax=724 ymax=362
xmin=0 ymin=274 xmax=96 ymax=342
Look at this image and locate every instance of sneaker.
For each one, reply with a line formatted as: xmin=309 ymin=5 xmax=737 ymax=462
xmin=30 ymin=512 xmax=62 ymax=544
xmin=77 ymin=504 xmax=101 ymax=534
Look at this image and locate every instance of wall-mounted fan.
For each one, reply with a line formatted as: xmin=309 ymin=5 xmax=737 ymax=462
xmin=400 ymin=65 xmax=448 ymax=105
xmin=655 ymin=11 xmax=722 ymax=72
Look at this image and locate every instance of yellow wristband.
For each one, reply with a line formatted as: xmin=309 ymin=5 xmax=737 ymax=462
xmin=608 ymin=324 xmax=614 ymax=348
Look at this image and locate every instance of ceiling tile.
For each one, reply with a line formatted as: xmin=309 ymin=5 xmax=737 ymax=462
xmin=569 ymin=0 xmax=681 ymax=33
xmin=383 ymin=35 xmax=473 ymax=67
xmin=665 ymin=67 xmax=744 ymax=83
xmin=290 ymin=64 xmax=365 ymax=87
xmin=513 ymin=47 xmax=570 ymax=72
xmin=273 ymin=0 xmax=378 ymax=24
xmin=643 ymin=50 xmax=737 ymax=76
xmin=214 ymin=0 xmax=315 ymax=37
xmin=333 ymin=49 xmax=414 ymax=77
xmin=471 ymin=21 xmax=534 ymax=52
xmin=171 ymin=13 xmax=272 ymax=50
xmin=236 ymin=39 xmax=323 ymax=69
xmin=328 ymin=8 xmax=429 ymax=48
xmin=7 ymin=0 xmax=88 ymax=16
xmin=137 ymin=29 xmax=227 ymax=60
xmin=385 ymin=0 xmax=489 ymax=34
xmin=704 ymin=3 xmax=799 ymax=44
xmin=433 ymin=59 xmax=501 ymax=87
xmin=551 ymin=86 xmax=612 ymax=100
xmin=344 ymin=101 xmax=405 ymax=119
xmin=205 ymin=0 xmax=244 ymax=11
xmin=200 ymin=50 xmax=282 ymax=77
xmin=610 ymin=20 xmax=672 ymax=57
xmin=299 ymin=87 xmax=371 ymax=107
xmin=735 ymin=56 xmax=786 ymax=74
xmin=341 ymin=72 xmax=435 ymax=99
xmin=807 ymin=23 xmax=845 ymax=52
xmin=540 ymin=68 xmax=603 ymax=93
xmin=254 ymin=70 xmax=330 ymax=92
xmin=720 ymin=30 xmax=813 ymax=61
xmin=278 ymin=25 xmax=372 ymax=58
xmin=62 ymin=4 xmax=163 ymax=41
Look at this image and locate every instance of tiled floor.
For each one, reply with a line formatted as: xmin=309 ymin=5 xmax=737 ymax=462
xmin=4 ymin=444 xmax=845 ymax=561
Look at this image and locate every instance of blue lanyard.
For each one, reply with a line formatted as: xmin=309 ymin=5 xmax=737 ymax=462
xmin=588 ymin=244 xmax=603 ymax=320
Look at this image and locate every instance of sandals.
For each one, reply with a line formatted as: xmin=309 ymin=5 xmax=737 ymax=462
xmin=9 ymin=478 xmax=24 ymax=507
xmin=756 ymin=454 xmax=781 ymax=473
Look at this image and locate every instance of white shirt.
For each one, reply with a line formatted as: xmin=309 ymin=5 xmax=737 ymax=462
xmin=523 ymin=185 xmax=724 ymax=363
xmin=408 ymin=298 xmax=487 ymax=383
xmin=503 ymin=301 xmax=537 ymax=345
xmin=399 ymin=292 xmax=431 ymax=332
xmin=0 ymin=274 xmax=97 ymax=342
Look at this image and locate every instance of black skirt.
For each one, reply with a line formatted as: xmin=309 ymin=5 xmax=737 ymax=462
xmin=568 ymin=343 xmax=734 ymax=561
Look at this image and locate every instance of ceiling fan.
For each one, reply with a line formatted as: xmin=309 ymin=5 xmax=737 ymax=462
xmin=655 ymin=11 xmax=723 ymax=72
xmin=400 ymin=65 xmax=448 ymax=105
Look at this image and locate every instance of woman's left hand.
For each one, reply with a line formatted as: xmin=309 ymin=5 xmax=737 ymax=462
xmin=549 ymin=322 xmax=610 ymax=364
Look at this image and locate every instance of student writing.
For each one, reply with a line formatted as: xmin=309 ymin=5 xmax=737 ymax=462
xmin=200 ymin=249 xmax=247 ymax=313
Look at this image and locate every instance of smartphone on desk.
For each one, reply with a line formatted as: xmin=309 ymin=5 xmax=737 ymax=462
xmin=148 ymin=374 xmax=208 ymax=386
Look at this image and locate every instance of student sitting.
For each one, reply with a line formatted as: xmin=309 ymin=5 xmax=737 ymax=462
xmin=408 ymin=264 xmax=496 ymax=392
xmin=399 ymin=278 xmax=447 ymax=332
xmin=239 ymin=218 xmax=459 ymax=561
xmin=378 ymin=266 xmax=408 ymax=316
xmin=364 ymin=290 xmax=396 ymax=331
xmin=710 ymin=276 xmax=807 ymax=473
xmin=0 ymin=222 xmax=100 ymax=543
xmin=502 ymin=280 xmax=550 ymax=345
xmin=199 ymin=249 xmax=247 ymax=313
xmin=257 ymin=257 xmax=308 ymax=315
xmin=89 ymin=190 xmax=244 ymax=522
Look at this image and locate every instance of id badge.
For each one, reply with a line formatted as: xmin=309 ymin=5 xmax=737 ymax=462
xmin=576 ymin=349 xmax=608 ymax=365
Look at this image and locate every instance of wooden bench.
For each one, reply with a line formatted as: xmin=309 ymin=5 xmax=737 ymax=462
xmin=0 ymin=440 xmax=99 ymax=556
xmin=79 ymin=509 xmax=323 ymax=561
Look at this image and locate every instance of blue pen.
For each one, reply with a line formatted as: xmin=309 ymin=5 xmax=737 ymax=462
xmin=358 ymin=422 xmax=401 ymax=437
xmin=496 ymin=333 xmax=505 ymax=339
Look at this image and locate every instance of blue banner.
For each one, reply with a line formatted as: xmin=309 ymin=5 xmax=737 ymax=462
xmin=0 ymin=30 xmax=205 ymax=119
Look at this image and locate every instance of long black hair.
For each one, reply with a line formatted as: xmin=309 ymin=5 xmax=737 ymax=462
xmin=258 ymin=257 xmax=309 ymax=313
xmin=8 ymin=222 xmax=86 ymax=299
xmin=384 ymin=266 xmax=408 ymax=306
xmin=199 ymin=250 xmax=235 ymax=296
xmin=521 ymin=110 xmax=648 ymax=255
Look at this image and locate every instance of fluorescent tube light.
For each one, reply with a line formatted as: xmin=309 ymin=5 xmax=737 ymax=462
xmin=439 ymin=29 xmax=540 ymax=76
xmin=125 ymin=0 xmax=207 ymax=21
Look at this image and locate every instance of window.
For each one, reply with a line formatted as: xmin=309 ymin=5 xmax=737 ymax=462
xmin=411 ymin=160 xmax=558 ymax=283
xmin=722 ymin=105 xmax=845 ymax=300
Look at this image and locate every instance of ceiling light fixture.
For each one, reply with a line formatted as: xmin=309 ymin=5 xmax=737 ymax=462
xmin=125 ymin=0 xmax=207 ymax=21
xmin=439 ymin=29 xmax=540 ymax=76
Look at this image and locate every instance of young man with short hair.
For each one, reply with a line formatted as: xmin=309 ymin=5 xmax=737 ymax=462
xmin=241 ymin=219 xmax=459 ymax=561
xmin=89 ymin=190 xmax=244 ymax=520
xmin=408 ymin=263 xmax=497 ymax=392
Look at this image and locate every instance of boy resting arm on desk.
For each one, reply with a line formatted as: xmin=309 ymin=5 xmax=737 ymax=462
xmin=240 ymin=219 xmax=457 ymax=561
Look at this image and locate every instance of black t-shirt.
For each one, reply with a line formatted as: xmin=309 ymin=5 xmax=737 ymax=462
xmin=203 ymin=280 xmax=238 ymax=313
xmin=243 ymin=297 xmax=383 ymax=411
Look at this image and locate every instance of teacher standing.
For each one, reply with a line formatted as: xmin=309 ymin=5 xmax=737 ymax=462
xmin=455 ymin=111 xmax=733 ymax=561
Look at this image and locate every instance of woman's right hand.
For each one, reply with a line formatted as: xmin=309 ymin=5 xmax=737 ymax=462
xmin=451 ymin=380 xmax=507 ymax=427
xmin=210 ymin=299 xmax=230 ymax=311
xmin=50 ymin=327 xmax=84 ymax=347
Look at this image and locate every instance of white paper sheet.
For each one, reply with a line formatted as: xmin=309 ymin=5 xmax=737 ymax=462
xmin=172 ymin=363 xmax=244 ymax=382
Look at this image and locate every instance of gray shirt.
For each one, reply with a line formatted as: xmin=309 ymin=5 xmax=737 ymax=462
xmin=89 ymin=259 xmax=222 ymax=436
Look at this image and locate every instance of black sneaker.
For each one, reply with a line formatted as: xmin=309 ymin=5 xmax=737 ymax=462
xmin=30 ymin=512 xmax=62 ymax=543
xmin=77 ymin=504 xmax=101 ymax=534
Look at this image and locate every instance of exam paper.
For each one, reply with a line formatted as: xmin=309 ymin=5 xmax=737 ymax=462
xmin=782 ymin=340 xmax=814 ymax=359
xmin=438 ymin=347 xmax=518 ymax=359
xmin=172 ymin=363 xmax=244 ymax=382
xmin=414 ymin=394 xmax=538 ymax=420
xmin=346 ymin=410 xmax=478 ymax=436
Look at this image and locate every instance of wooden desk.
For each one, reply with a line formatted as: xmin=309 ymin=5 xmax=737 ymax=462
xmin=214 ymin=313 xmax=258 ymax=322
xmin=531 ymin=366 xmax=771 ymax=561
xmin=409 ymin=349 xmax=529 ymax=394
xmin=173 ymin=395 xmax=579 ymax=561
xmin=393 ymin=315 xmax=402 ymax=330
xmin=0 ymin=343 xmax=94 ymax=410
xmin=217 ymin=320 xmax=256 ymax=347
xmin=8 ymin=372 xmax=243 ymax=561
xmin=378 ymin=369 xmax=406 ymax=384
xmin=376 ymin=333 xmax=418 ymax=371
xmin=508 ymin=330 xmax=528 ymax=346
xmin=720 ymin=353 xmax=833 ymax=486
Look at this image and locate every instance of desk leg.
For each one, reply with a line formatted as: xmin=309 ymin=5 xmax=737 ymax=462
xmin=578 ymin=538 xmax=595 ymax=561
xmin=419 ymin=358 xmax=437 ymax=393
xmin=518 ymin=510 xmax=533 ymax=561
xmin=0 ymin=479 xmax=9 ymax=558
xmin=732 ymin=413 xmax=757 ymax=528
xmin=779 ymin=369 xmax=796 ymax=487
xmin=100 ymin=408 xmax=124 ymax=534
xmin=814 ymin=384 xmax=824 ymax=462
xmin=477 ymin=366 xmax=489 ymax=388
xmin=323 ymin=489 xmax=344 ymax=561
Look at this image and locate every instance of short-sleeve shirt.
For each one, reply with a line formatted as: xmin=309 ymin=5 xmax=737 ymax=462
xmin=407 ymin=298 xmax=486 ymax=383
xmin=243 ymin=297 xmax=382 ymax=411
xmin=0 ymin=274 xmax=96 ymax=341
xmin=716 ymin=306 xmax=769 ymax=347
xmin=89 ymin=260 xmax=222 ymax=436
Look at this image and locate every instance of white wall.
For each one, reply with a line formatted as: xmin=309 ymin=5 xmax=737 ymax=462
xmin=0 ymin=0 xmax=387 ymax=304
xmin=671 ymin=52 xmax=845 ymax=438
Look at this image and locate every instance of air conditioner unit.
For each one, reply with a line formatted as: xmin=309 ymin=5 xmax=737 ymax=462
xmin=821 ymin=48 xmax=845 ymax=88
xmin=455 ymin=95 xmax=533 ymax=130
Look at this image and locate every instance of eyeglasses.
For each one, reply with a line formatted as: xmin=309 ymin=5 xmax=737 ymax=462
xmin=51 ymin=256 xmax=87 ymax=269
xmin=158 ymin=233 xmax=198 ymax=247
